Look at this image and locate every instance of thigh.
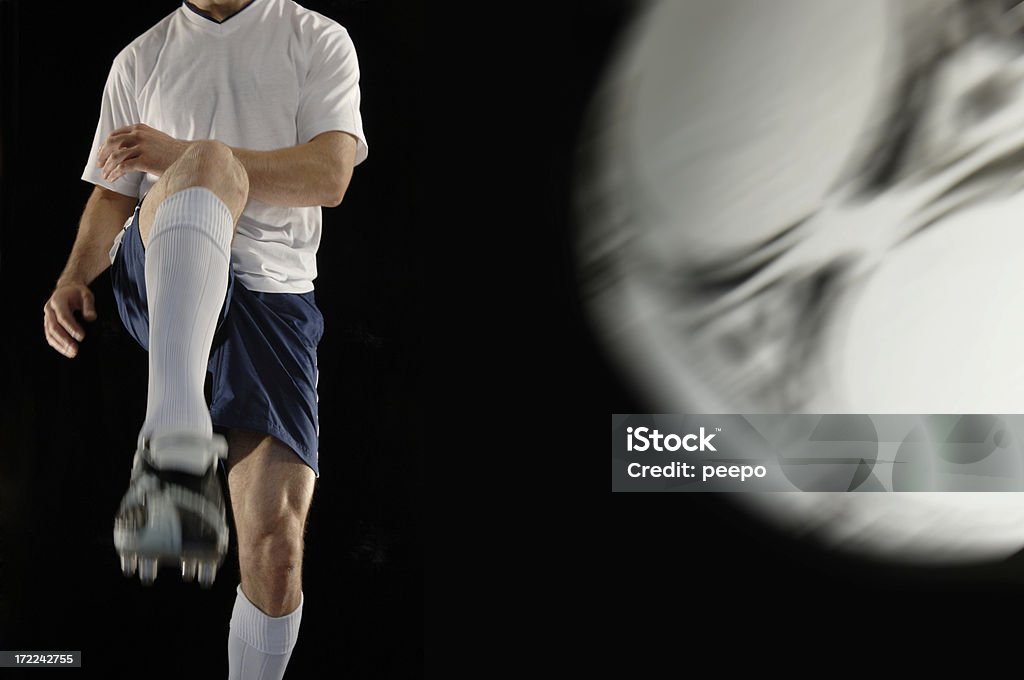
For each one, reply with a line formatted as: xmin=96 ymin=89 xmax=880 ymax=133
xmin=109 ymin=203 xmax=237 ymax=352
xmin=226 ymin=429 xmax=316 ymax=535
xmin=109 ymin=206 xmax=150 ymax=349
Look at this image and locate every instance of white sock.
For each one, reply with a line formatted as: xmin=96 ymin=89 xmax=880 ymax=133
xmin=140 ymin=187 xmax=233 ymax=471
xmin=228 ymin=586 xmax=303 ymax=680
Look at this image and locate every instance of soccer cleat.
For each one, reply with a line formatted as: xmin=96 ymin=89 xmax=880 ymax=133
xmin=113 ymin=432 xmax=229 ymax=587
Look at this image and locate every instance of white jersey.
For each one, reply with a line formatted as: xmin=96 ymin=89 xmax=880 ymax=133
xmin=82 ymin=0 xmax=368 ymax=293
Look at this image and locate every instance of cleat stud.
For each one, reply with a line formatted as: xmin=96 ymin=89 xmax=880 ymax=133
xmin=139 ymin=557 xmax=158 ymax=586
xmin=197 ymin=560 xmax=217 ymax=589
xmin=181 ymin=558 xmax=197 ymax=582
xmin=120 ymin=553 xmax=138 ymax=577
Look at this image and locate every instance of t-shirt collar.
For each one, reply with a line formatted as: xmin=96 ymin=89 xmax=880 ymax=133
xmin=180 ymin=0 xmax=264 ymax=34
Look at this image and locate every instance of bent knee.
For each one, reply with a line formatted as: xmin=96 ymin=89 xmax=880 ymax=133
xmin=184 ymin=137 xmax=234 ymax=164
xmin=180 ymin=140 xmax=249 ymax=212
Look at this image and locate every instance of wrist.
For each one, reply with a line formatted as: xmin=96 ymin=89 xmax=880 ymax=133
xmin=55 ymin=274 xmax=88 ymax=289
xmin=174 ymin=138 xmax=190 ymax=161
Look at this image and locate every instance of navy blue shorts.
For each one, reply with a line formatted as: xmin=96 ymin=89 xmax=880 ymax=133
xmin=109 ymin=204 xmax=323 ymax=477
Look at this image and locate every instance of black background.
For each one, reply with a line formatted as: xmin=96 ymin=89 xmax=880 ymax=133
xmin=7 ymin=0 xmax=1024 ymax=675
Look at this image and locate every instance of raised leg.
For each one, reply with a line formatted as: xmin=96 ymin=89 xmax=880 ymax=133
xmin=113 ymin=141 xmax=250 ymax=587
xmin=139 ymin=140 xmax=249 ymax=462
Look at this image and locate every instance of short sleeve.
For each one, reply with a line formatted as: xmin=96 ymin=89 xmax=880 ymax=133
xmin=297 ymin=26 xmax=368 ymax=165
xmin=81 ymin=53 xmax=144 ymax=198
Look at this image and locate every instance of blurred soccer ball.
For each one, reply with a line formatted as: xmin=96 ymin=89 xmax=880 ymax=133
xmin=581 ymin=0 xmax=1024 ymax=564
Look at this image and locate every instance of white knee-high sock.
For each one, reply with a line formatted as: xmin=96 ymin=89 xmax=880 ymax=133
xmin=228 ymin=586 xmax=304 ymax=680
xmin=141 ymin=187 xmax=233 ymax=469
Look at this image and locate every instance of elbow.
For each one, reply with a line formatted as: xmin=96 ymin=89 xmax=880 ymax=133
xmin=322 ymin=189 xmax=346 ymax=208
xmin=321 ymin=171 xmax=352 ymax=208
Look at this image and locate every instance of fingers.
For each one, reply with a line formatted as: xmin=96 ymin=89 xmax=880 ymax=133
xmin=98 ymin=126 xmax=141 ymax=168
xmin=107 ymin=159 xmax=139 ymax=183
xmin=98 ymin=128 xmax=134 ymax=166
xmin=101 ymin=145 xmax=134 ymax=178
xmin=42 ymin=286 xmax=99 ymax=359
xmin=43 ymin=305 xmax=78 ymax=358
xmin=48 ymin=298 xmax=85 ymax=344
xmin=102 ymin=146 xmax=141 ymax=182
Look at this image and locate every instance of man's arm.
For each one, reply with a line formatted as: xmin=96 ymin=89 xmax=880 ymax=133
xmin=231 ymin=132 xmax=357 ymax=208
xmin=97 ymin=125 xmax=358 ymax=208
xmin=43 ymin=186 xmax=137 ymax=358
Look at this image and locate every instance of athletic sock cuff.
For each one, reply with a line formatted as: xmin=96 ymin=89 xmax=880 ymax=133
xmin=229 ymin=585 xmax=303 ymax=655
xmin=149 ymin=186 xmax=233 ymax=256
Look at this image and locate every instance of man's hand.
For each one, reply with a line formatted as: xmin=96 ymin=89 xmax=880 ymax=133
xmin=43 ymin=282 xmax=97 ymax=359
xmin=98 ymin=123 xmax=188 ymax=183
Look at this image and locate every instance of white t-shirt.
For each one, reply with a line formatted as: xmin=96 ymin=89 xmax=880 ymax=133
xmin=82 ymin=0 xmax=368 ymax=293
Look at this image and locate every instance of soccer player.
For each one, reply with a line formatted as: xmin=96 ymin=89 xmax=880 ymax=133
xmin=40 ymin=1 xmax=367 ymax=677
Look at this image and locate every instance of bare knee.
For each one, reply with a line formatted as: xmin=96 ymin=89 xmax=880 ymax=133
xmin=243 ymin=529 xmax=302 ymax=575
xmin=176 ymin=140 xmax=249 ymax=216
xmin=237 ymin=513 xmax=305 ymax=615
xmin=184 ymin=138 xmax=232 ymax=164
